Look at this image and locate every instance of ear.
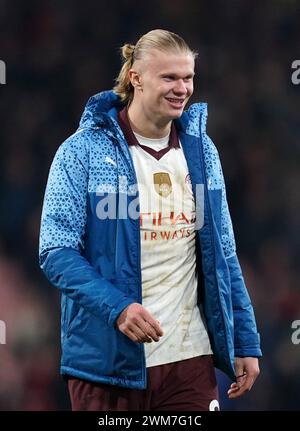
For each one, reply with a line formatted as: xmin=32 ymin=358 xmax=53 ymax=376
xmin=129 ymin=69 xmax=143 ymax=91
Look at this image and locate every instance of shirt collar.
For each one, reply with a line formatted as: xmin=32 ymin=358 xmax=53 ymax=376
xmin=118 ymin=106 xmax=180 ymax=149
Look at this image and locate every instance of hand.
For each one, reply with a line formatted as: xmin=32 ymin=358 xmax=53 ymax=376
xmin=227 ymin=357 xmax=260 ymax=399
xmin=116 ymin=303 xmax=163 ymax=344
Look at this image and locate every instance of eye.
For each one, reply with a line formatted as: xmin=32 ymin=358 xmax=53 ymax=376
xmin=162 ymin=76 xmax=174 ymax=82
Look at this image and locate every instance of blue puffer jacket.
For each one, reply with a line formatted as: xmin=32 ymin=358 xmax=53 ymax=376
xmin=39 ymin=90 xmax=262 ymax=388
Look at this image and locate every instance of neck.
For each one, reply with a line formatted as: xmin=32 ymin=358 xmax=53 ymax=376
xmin=127 ymin=102 xmax=171 ymax=139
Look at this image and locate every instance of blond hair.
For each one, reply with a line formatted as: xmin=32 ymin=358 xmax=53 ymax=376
xmin=113 ymin=29 xmax=197 ymax=105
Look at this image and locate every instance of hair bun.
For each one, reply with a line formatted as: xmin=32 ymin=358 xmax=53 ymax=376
xmin=121 ymin=44 xmax=135 ymax=62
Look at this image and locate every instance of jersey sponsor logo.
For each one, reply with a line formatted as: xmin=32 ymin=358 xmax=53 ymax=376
xmin=140 ymin=211 xmax=195 ymax=241
xmin=142 ymin=228 xmax=192 ymax=241
xmin=154 ymin=172 xmax=172 ymax=197
xmin=140 ymin=211 xmax=196 ymax=227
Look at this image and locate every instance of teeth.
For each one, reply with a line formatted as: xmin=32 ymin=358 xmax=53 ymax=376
xmin=167 ymin=98 xmax=183 ymax=103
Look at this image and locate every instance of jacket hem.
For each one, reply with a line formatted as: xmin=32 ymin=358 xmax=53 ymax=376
xmin=61 ymin=366 xmax=146 ymax=390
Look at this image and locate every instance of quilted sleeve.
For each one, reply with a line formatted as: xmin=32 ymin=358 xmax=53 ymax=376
xmin=202 ymin=132 xmax=236 ymax=258
xmin=39 ymin=131 xmax=133 ymax=326
xmin=202 ymin=132 xmax=261 ymax=357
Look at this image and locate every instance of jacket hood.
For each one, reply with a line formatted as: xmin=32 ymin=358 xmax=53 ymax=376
xmin=79 ymin=90 xmax=208 ymax=137
xmin=79 ymin=90 xmax=123 ymax=129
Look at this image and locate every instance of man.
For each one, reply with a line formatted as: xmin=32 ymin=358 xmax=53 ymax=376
xmin=39 ymin=29 xmax=261 ymax=411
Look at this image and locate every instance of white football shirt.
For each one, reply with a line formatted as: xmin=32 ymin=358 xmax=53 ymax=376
xmin=129 ymin=130 xmax=212 ymax=368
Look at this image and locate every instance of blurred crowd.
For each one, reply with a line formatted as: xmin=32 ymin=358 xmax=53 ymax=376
xmin=0 ymin=0 xmax=299 ymax=410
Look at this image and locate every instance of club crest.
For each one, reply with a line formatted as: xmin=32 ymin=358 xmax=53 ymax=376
xmin=153 ymin=172 xmax=172 ymax=197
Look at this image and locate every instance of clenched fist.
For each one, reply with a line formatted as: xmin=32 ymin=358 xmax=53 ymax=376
xmin=116 ymin=303 xmax=163 ymax=343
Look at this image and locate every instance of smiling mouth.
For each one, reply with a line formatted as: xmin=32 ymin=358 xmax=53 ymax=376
xmin=165 ymin=97 xmax=185 ymax=108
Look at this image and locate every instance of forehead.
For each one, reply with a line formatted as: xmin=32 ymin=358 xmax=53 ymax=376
xmin=142 ymin=48 xmax=195 ymax=75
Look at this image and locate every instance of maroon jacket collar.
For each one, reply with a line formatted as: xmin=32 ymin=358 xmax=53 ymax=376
xmin=118 ymin=107 xmax=180 ymax=161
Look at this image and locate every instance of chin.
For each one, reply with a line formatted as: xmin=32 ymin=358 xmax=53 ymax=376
xmin=168 ymin=109 xmax=184 ymax=119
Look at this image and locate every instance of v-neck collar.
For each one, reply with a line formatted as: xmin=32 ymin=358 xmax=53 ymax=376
xmin=118 ymin=107 xmax=180 ymax=161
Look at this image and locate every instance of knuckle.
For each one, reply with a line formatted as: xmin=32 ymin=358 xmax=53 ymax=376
xmin=131 ymin=316 xmax=139 ymax=324
xmin=147 ymin=318 xmax=155 ymax=327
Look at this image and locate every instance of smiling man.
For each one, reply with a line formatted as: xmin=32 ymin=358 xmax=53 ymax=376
xmin=39 ymin=29 xmax=261 ymax=411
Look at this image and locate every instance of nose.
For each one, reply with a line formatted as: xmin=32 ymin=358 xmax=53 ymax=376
xmin=173 ymin=79 xmax=188 ymax=95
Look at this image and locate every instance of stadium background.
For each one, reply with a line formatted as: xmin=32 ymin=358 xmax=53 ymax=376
xmin=0 ymin=0 xmax=299 ymax=410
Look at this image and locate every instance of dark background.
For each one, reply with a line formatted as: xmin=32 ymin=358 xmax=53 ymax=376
xmin=0 ymin=0 xmax=300 ymax=410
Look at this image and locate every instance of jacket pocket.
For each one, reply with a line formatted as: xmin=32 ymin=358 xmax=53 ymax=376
xmin=62 ymin=296 xmax=80 ymax=339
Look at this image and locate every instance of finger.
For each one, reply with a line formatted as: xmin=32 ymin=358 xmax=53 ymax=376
xmin=124 ymin=328 xmax=139 ymax=343
xmin=126 ymin=322 xmax=152 ymax=343
xmin=236 ymin=373 xmax=247 ymax=387
xmin=146 ymin=319 xmax=163 ymax=337
xmin=139 ymin=320 xmax=161 ymax=342
xmin=134 ymin=325 xmax=153 ymax=343
xmin=121 ymin=312 xmax=151 ymax=342
xmin=227 ymin=385 xmax=245 ymax=399
xmin=227 ymin=376 xmax=254 ymax=399
xmin=142 ymin=312 xmax=164 ymax=336
xmin=228 ymin=382 xmax=239 ymax=392
xmin=128 ymin=314 xmax=159 ymax=342
xmin=228 ymin=386 xmax=247 ymax=398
